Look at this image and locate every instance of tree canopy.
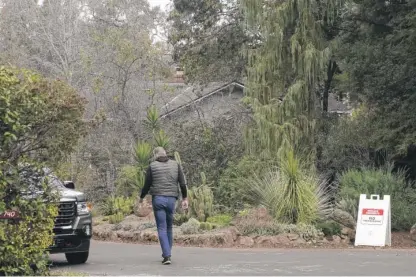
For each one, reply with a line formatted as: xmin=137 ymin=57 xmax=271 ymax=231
xmin=0 ymin=66 xmax=86 ymax=164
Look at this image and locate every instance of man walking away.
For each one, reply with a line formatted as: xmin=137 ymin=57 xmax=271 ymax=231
xmin=139 ymin=147 xmax=188 ymax=265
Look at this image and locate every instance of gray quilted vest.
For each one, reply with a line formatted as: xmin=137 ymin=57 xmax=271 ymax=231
xmin=148 ymin=159 xmax=180 ymax=197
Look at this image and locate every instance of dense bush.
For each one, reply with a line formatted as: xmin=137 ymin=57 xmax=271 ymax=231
xmin=215 ymin=156 xmax=275 ymax=213
xmin=100 ymin=196 xmax=135 ymax=216
xmin=317 ymin=111 xmax=377 ymax=174
xmin=173 ymin=213 xmax=190 ymax=226
xmin=180 ymin=218 xmax=201 ymax=235
xmin=0 ymin=66 xmax=85 ymax=275
xmin=337 ymin=166 xmax=416 ymax=231
xmin=108 ymin=213 xmax=124 ymax=224
xmin=233 ymin=208 xmax=321 ymax=239
xmin=0 ymin=66 xmax=86 ymax=164
xmin=206 ymin=214 xmax=232 ymax=227
xmin=316 ymin=220 xmax=342 ymax=237
xmin=199 ymin=222 xmax=215 ymax=231
xmin=0 ymin=164 xmax=58 ymax=275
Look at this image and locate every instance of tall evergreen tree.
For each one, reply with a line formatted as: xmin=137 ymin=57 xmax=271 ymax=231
xmin=241 ymin=0 xmax=343 ymax=161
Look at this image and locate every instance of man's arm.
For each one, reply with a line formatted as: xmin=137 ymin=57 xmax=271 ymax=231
xmin=178 ymin=163 xmax=187 ymax=198
xmin=140 ymin=166 xmax=152 ymax=199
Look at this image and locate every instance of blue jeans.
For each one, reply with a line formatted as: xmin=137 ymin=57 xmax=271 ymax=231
xmin=152 ymin=195 xmax=176 ymax=258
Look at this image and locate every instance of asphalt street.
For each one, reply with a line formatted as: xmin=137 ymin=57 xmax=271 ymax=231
xmin=50 ymin=240 xmax=416 ymax=276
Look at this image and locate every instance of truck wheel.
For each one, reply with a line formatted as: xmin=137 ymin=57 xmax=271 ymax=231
xmin=65 ymin=251 xmax=89 ymax=264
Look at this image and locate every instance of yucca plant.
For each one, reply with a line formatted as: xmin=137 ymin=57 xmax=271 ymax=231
xmin=145 ymin=104 xmax=160 ymax=132
xmin=246 ymin=147 xmax=331 ymax=224
xmin=115 ymin=165 xmax=144 ymax=196
xmin=154 ymin=129 xmax=170 ymax=149
xmin=134 ymin=141 xmax=152 ymax=166
xmin=174 ymin=151 xmax=182 ymax=166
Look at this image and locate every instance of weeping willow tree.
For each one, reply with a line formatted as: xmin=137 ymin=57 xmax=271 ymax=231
xmin=242 ymin=0 xmax=343 ymax=161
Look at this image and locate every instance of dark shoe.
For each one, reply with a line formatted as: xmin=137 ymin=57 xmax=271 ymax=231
xmin=162 ymin=257 xmax=171 ymax=265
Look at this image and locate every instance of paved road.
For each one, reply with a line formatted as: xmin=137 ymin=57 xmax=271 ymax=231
xmin=50 ymin=240 xmax=416 ymax=276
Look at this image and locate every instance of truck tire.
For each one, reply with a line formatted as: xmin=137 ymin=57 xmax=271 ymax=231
xmin=65 ymin=251 xmax=89 ymax=264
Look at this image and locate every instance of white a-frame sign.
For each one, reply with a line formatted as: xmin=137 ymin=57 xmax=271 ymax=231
xmin=354 ymin=194 xmax=391 ymax=247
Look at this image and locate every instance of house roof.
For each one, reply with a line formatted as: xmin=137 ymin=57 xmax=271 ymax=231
xmin=159 ymin=81 xmax=245 ymax=118
xmin=158 ymin=81 xmax=351 ymax=118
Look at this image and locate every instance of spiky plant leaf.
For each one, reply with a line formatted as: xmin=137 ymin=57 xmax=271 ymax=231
xmin=174 ymin=151 xmax=182 ymax=166
xmin=154 ymin=129 xmax=170 ymax=149
xmin=245 ymin=148 xmax=331 ymax=224
xmin=145 ymin=105 xmax=160 ymax=132
xmin=134 ymin=141 xmax=152 ymax=166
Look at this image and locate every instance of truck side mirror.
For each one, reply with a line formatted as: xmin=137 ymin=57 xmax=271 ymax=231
xmin=63 ymin=181 xmax=75 ymax=190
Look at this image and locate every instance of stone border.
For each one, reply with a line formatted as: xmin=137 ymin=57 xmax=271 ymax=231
xmin=92 ymin=223 xmax=355 ymax=249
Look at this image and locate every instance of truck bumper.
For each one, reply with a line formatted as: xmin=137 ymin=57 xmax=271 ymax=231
xmin=48 ymin=233 xmax=91 ymax=254
xmin=48 ymin=214 xmax=92 ymax=254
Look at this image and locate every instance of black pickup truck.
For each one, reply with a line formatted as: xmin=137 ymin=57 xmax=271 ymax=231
xmin=0 ymin=170 xmax=93 ymax=265
xmin=48 ymin=178 xmax=93 ymax=264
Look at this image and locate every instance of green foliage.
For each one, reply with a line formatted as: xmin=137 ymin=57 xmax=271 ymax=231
xmin=206 ymin=214 xmax=232 ymax=227
xmin=145 ymin=105 xmax=160 ymax=132
xmin=246 ymin=148 xmax=331 ymax=224
xmin=0 ymin=163 xmax=59 ymax=276
xmin=100 ymin=196 xmax=134 ymax=216
xmin=336 ymin=1 xmax=416 ymax=154
xmin=199 ymin=222 xmax=214 ymax=231
xmin=153 ymin=130 xmax=170 ymax=150
xmin=335 ymin=197 xmax=358 ymax=223
xmin=0 ymin=66 xmax=86 ymax=164
xmin=317 ymin=108 xmax=379 ymax=173
xmin=168 ymin=118 xmax=247 ymax=196
xmin=216 ymin=156 xmax=275 ymax=213
xmin=108 ymin=212 xmax=124 ymax=224
xmin=168 ymin=0 xmax=248 ymax=83
xmin=180 ymin=218 xmax=201 ymax=235
xmin=337 ymin=166 xmax=416 ymax=231
xmin=0 ymin=66 xmax=84 ymax=275
xmin=241 ymin=0 xmax=342 ymax=161
xmin=316 ymin=221 xmax=342 ymax=237
xmin=174 ymin=151 xmax=182 ymax=166
xmin=173 ymin=213 xmax=189 ymax=226
xmin=134 ymin=141 xmax=152 ymax=166
xmin=187 ymin=174 xmax=214 ymax=222
xmin=115 ymin=165 xmax=143 ymax=197
xmin=234 ymin=210 xmax=321 ymax=239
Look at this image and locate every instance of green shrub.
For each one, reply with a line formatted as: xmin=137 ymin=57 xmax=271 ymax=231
xmin=337 ymin=165 xmax=416 ymax=231
xmin=316 ymin=221 xmax=342 ymax=236
xmin=115 ymin=165 xmax=144 ymax=197
xmin=245 ymin=149 xmax=331 ymax=224
xmin=0 ymin=163 xmax=59 ymax=276
xmin=100 ymin=195 xmax=134 ymax=216
xmin=233 ymin=207 xmax=321 ymax=239
xmin=335 ymin=197 xmax=358 ymax=222
xmin=109 ymin=213 xmax=124 ymax=224
xmin=173 ymin=213 xmax=190 ymax=226
xmin=180 ymin=218 xmax=201 ymax=235
xmin=0 ymin=66 xmax=85 ymax=275
xmin=216 ymin=156 xmax=275 ymax=213
xmin=206 ymin=214 xmax=232 ymax=227
xmin=199 ymin=222 xmax=214 ymax=231
xmin=187 ymin=173 xmax=214 ymax=222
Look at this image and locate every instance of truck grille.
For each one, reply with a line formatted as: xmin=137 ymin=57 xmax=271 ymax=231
xmin=54 ymin=201 xmax=76 ymax=227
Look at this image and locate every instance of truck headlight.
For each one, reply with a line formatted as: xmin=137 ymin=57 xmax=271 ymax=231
xmin=77 ymin=202 xmax=92 ymax=215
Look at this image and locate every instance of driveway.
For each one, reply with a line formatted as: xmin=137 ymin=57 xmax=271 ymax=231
xmin=50 ymin=240 xmax=416 ymax=276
